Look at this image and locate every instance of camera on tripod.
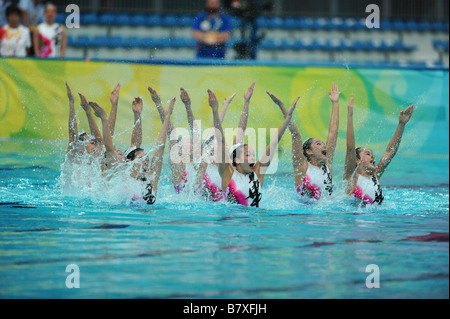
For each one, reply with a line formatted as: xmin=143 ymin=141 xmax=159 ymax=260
xmin=223 ymin=0 xmax=273 ymax=59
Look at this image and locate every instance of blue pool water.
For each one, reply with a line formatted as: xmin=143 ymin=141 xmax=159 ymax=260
xmin=0 ymin=138 xmax=448 ymax=299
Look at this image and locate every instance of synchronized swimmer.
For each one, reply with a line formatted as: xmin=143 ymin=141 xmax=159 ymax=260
xmin=62 ymin=81 xmax=414 ymax=207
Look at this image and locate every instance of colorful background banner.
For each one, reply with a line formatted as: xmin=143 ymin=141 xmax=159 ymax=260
xmin=1 ymin=58 xmax=448 ymax=157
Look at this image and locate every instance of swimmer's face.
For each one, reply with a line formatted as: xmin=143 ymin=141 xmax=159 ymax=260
xmin=307 ymin=139 xmax=328 ymax=162
xmin=357 ymin=148 xmax=376 ymax=171
xmin=132 ymin=150 xmax=150 ymax=174
xmin=115 ymin=147 xmax=125 ymax=162
xmin=79 ymin=134 xmax=97 ymax=154
xmin=235 ymin=145 xmax=256 ymax=174
xmin=44 ymin=5 xmax=57 ymax=23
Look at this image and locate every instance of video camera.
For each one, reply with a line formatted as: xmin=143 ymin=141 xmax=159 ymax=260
xmin=224 ymin=0 xmax=273 ymax=21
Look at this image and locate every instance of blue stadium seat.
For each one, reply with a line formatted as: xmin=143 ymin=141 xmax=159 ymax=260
xmin=312 ymin=17 xmax=328 ymax=30
xmin=55 ymin=13 xmax=65 ymax=24
xmin=67 ymin=35 xmax=75 ymax=46
xmin=259 ymin=38 xmax=277 ymax=50
xmin=417 ymin=20 xmax=432 ymax=31
xmin=80 ymin=12 xmax=98 ymax=25
xmin=73 ymin=35 xmax=91 ymax=47
xmin=350 ymin=39 xmax=366 ymax=51
xmin=392 ymin=19 xmax=407 ymax=31
xmin=293 ymin=39 xmax=306 ymax=50
xmin=98 ymin=13 xmax=117 ymax=25
xmin=405 ymin=20 xmax=419 ymax=31
xmin=328 ymin=18 xmax=345 ymax=30
xmin=353 ymin=18 xmax=367 ymax=30
xmin=124 ymin=36 xmax=141 ymax=48
xmin=129 ymin=14 xmax=147 ymax=26
xmin=179 ymin=15 xmax=194 ymax=27
xmin=161 ymin=14 xmax=178 ymax=27
xmin=139 ymin=37 xmax=156 ymax=48
xmin=256 ymin=16 xmax=269 ymax=28
xmin=341 ymin=18 xmax=357 ymax=30
xmin=284 ymin=17 xmax=298 ymax=30
xmin=145 ymin=14 xmax=162 ymax=27
xmin=431 ymin=21 xmax=445 ymax=32
xmin=297 ymin=17 xmax=314 ymax=29
xmin=379 ymin=19 xmax=393 ymax=30
xmin=91 ymin=35 xmax=109 ymax=47
xmin=267 ymin=17 xmax=283 ymax=29
xmin=109 ymin=36 xmax=124 ymax=47
xmin=116 ymin=13 xmax=131 ymax=26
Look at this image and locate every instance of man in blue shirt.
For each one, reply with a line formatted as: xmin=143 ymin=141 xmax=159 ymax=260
xmin=192 ymin=0 xmax=232 ymax=59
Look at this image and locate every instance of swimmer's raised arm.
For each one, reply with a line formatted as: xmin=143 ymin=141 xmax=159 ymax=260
xmin=65 ymin=82 xmax=77 ymax=154
xmin=108 ymin=83 xmax=120 ymax=137
xmin=326 ymin=82 xmax=340 ymax=172
xmin=343 ymin=94 xmax=357 ymax=181
xmin=220 ymin=92 xmax=236 ymax=123
xmin=130 ymin=97 xmax=143 ymax=149
xmin=256 ymin=97 xmax=299 ymax=186
xmin=148 ymin=86 xmax=185 ymax=187
xmin=78 ymin=93 xmax=103 ymax=144
xmin=234 ymin=82 xmax=255 ymax=145
xmin=376 ymin=104 xmax=414 ymax=179
xmin=209 ymin=89 xmax=234 ymax=190
xmin=180 ymin=88 xmax=195 ymax=137
xmin=147 ymin=97 xmax=176 ymax=195
xmin=89 ymin=101 xmax=117 ymax=168
xmin=266 ymin=91 xmax=308 ymax=183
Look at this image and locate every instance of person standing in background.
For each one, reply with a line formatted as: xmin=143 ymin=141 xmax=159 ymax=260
xmin=0 ymin=5 xmax=31 ymax=57
xmin=192 ymin=0 xmax=232 ymax=59
xmin=0 ymin=0 xmax=12 ymax=27
xmin=33 ymin=3 xmax=66 ymax=57
xmin=18 ymin=0 xmax=44 ymax=56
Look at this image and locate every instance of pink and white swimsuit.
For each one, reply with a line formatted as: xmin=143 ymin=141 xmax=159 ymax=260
xmin=297 ymin=163 xmax=333 ymax=201
xmin=353 ymin=174 xmax=384 ymax=205
xmin=201 ymin=166 xmax=263 ymax=207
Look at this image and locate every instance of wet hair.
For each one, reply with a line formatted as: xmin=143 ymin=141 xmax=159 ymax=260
xmin=231 ymin=144 xmax=247 ymax=167
xmin=355 ymin=147 xmax=363 ymax=160
xmin=302 ymin=138 xmax=314 ymax=162
xmin=6 ymin=5 xmax=21 ymax=17
xmin=126 ymin=148 xmax=144 ymax=161
xmin=78 ymin=132 xmax=89 ymax=142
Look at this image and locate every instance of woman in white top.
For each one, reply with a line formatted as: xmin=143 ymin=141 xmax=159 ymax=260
xmin=209 ymin=88 xmax=299 ymax=207
xmin=266 ymin=83 xmax=340 ymax=202
xmin=0 ymin=5 xmax=31 ymax=57
xmin=344 ymin=95 xmax=415 ymax=205
xmin=33 ymin=3 xmax=66 ymax=57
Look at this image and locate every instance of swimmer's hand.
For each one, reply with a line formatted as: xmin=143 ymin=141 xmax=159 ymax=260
xmin=110 ymin=83 xmax=120 ymax=106
xmin=287 ymin=97 xmax=300 ymax=118
xmin=147 ymin=86 xmax=162 ymax=107
xmin=223 ymin=92 xmax=236 ymax=108
xmin=347 ymin=94 xmax=354 ymax=116
xmin=78 ymin=93 xmax=90 ymax=113
xmin=132 ymin=97 xmax=143 ymax=114
xmin=244 ymin=82 xmax=255 ymax=103
xmin=399 ymin=104 xmax=414 ymax=125
xmin=266 ymin=91 xmax=284 ymax=107
xmin=89 ymin=101 xmax=107 ymax=119
xmin=65 ymin=81 xmax=74 ymax=104
xmin=207 ymin=89 xmax=219 ymax=110
xmin=329 ymin=82 xmax=340 ymax=103
xmin=180 ymin=87 xmax=191 ymax=105
xmin=166 ymin=97 xmax=176 ymax=116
